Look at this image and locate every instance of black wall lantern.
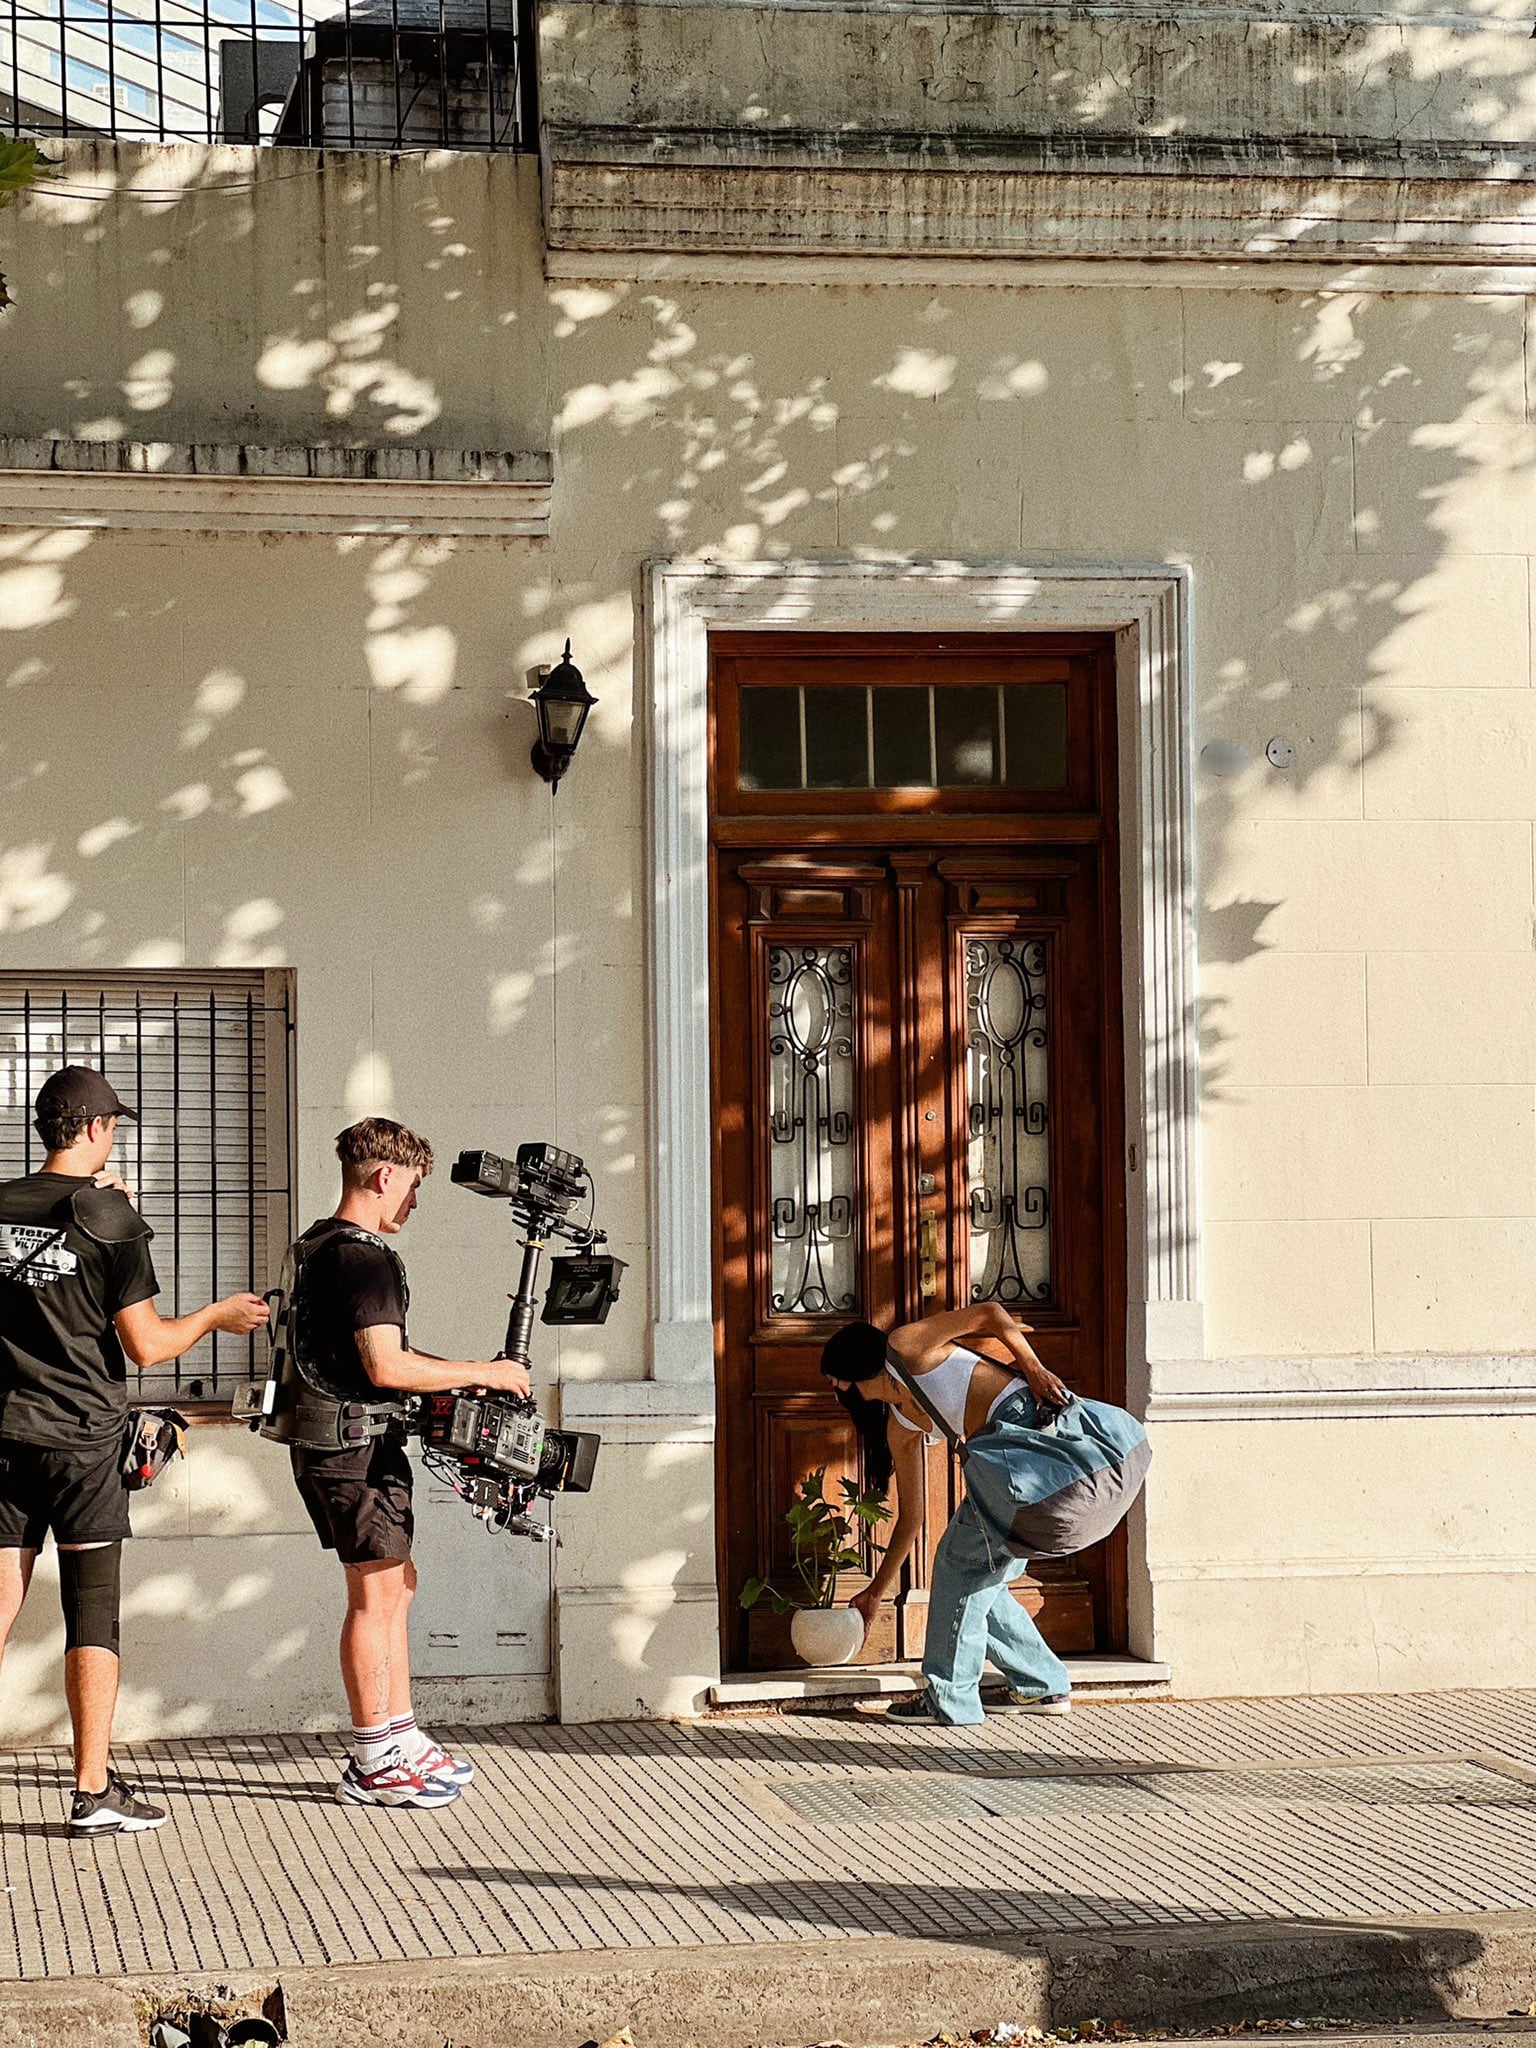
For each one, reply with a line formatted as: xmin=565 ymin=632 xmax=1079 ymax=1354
xmin=529 ymin=641 xmax=597 ymax=791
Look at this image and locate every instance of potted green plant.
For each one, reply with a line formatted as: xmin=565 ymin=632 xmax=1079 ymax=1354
xmin=740 ymin=1467 xmax=890 ymax=1666
xmin=0 ymin=142 xmax=52 ymax=315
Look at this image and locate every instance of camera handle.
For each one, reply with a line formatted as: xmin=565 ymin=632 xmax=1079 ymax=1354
xmin=501 ymin=1235 xmax=547 ymax=1367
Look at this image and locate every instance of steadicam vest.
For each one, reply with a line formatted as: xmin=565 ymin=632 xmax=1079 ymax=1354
xmin=258 ymin=1222 xmax=406 ymax=1451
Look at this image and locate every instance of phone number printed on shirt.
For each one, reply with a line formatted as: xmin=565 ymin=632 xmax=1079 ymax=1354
xmin=0 ymin=1225 xmax=79 ymax=1290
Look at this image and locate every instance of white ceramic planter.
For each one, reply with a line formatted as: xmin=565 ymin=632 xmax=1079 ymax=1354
xmin=790 ymin=1605 xmax=865 ymax=1668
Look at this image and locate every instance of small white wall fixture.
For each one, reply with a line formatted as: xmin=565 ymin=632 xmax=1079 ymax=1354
xmin=641 ymin=557 xmax=1204 ymax=1404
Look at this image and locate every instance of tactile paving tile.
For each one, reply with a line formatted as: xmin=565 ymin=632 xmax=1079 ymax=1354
xmin=769 ymin=1758 xmax=1533 ymax=1826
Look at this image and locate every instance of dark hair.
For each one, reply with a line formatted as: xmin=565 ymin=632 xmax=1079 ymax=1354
xmin=820 ymin=1320 xmax=886 ymax=1384
xmin=35 ymin=1110 xmax=92 ymax=1152
xmin=819 ymin=1321 xmax=894 ymax=1497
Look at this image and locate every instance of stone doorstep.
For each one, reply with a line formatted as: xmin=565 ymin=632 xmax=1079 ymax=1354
xmin=710 ymin=1654 xmax=1172 ymax=1708
xmin=16 ymin=1918 xmax=1536 ymax=2048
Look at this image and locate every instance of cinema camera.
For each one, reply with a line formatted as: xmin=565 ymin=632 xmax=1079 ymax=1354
xmin=414 ymin=1144 xmax=625 ymax=1542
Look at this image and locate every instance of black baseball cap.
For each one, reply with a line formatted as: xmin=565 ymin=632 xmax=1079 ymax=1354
xmin=34 ymin=1066 xmax=138 ymax=1124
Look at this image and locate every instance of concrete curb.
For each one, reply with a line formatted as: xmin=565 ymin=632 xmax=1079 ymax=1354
xmin=10 ymin=1918 xmax=1536 ymax=2048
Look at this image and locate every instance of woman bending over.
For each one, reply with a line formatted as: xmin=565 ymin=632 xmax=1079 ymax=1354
xmin=820 ymin=1300 xmax=1073 ymax=1726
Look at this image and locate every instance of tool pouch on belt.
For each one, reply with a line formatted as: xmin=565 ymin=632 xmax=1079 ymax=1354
xmin=122 ymin=1407 xmax=187 ymax=1490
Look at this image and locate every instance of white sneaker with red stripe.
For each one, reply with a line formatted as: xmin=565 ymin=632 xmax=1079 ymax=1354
xmin=413 ymin=1739 xmax=475 ymax=1789
xmin=337 ymin=1744 xmax=462 ymax=1808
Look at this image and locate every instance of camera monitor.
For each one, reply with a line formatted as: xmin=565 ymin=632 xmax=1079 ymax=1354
xmin=541 ymin=1255 xmax=627 ymax=1327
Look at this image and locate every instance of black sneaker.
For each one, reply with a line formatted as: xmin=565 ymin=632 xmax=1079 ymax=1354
xmin=885 ymin=1687 xmax=942 ymax=1724
xmin=68 ymin=1771 xmax=168 ymax=1836
xmin=989 ymin=1689 xmax=1072 ymax=1716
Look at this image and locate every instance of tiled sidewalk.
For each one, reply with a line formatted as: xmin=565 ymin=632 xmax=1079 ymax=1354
xmin=7 ymin=1690 xmax=1536 ymax=1980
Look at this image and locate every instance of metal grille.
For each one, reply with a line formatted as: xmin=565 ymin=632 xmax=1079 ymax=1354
xmin=0 ymin=970 xmax=295 ymax=1406
xmin=1 ymin=0 xmax=534 ymax=149
xmin=766 ymin=942 xmax=858 ymax=1317
xmin=966 ymin=934 xmax=1051 ymax=1306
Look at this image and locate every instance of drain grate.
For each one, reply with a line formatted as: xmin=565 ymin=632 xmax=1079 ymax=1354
xmin=768 ymin=1758 xmax=1536 ymax=1826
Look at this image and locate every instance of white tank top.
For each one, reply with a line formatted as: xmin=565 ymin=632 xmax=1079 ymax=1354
xmin=889 ymin=1343 xmax=1016 ymax=1438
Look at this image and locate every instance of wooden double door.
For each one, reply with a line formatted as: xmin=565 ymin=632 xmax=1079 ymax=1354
xmin=711 ymin=634 xmax=1127 ymax=1673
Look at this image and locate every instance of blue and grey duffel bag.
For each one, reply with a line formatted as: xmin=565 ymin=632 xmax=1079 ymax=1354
xmin=887 ymin=1349 xmax=1151 ymax=1560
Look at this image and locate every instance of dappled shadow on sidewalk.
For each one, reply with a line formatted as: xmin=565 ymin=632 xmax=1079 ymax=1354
xmin=410 ymin=1865 xmax=1239 ymax=1945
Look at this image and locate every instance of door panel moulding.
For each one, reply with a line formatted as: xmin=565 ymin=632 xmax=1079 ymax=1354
xmin=0 ymin=439 xmax=554 ymax=538
xmin=641 ymin=558 xmax=1203 ymax=1400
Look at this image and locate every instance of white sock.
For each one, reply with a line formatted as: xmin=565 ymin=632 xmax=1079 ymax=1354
xmin=389 ymin=1712 xmax=432 ymax=1764
xmin=351 ymin=1721 xmax=394 ymax=1770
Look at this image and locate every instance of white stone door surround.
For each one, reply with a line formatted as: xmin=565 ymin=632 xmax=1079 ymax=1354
xmin=628 ymin=557 xmax=1199 ymax=1681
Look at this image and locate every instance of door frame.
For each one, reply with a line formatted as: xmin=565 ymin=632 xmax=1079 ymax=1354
xmin=637 ymin=557 xmax=1200 ymax=1678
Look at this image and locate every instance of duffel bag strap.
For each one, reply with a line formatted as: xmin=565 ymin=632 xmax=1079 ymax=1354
xmin=884 ymin=1347 xmax=968 ymax=1459
xmin=887 ymin=1346 xmax=1037 ymax=1563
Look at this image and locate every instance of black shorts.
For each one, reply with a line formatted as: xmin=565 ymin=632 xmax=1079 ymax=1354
xmin=0 ymin=1436 xmax=131 ymax=1548
xmin=292 ymin=1433 xmax=414 ymax=1565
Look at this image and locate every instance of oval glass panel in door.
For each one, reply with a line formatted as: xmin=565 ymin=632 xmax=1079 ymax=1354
xmin=966 ymin=937 xmax=1051 ymax=1304
xmin=767 ymin=944 xmax=858 ymax=1315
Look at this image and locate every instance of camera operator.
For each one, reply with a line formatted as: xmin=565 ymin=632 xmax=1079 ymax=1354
xmin=288 ymin=1117 xmax=529 ymax=1811
xmin=0 ymin=1067 xmax=269 ymax=1836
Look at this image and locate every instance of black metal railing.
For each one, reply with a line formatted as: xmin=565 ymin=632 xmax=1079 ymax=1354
xmin=1 ymin=0 xmax=535 ymax=149
xmin=0 ymin=972 xmax=296 ymax=1406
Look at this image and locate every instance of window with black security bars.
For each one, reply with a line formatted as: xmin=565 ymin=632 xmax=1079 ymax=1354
xmin=0 ymin=970 xmax=295 ymax=1409
xmin=1 ymin=0 xmax=537 ymax=151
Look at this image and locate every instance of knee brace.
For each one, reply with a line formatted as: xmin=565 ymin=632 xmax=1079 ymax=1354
xmin=59 ymin=1544 xmax=121 ymax=1655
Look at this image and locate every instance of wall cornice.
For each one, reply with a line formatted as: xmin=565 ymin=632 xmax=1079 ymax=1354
xmin=544 ymin=249 xmax=1536 ymax=297
xmin=539 ymin=0 xmax=1536 ymax=269
xmin=545 ymin=140 xmax=1536 ymax=269
xmin=1148 ymin=1355 xmax=1536 ymax=1422
xmin=1153 ymin=1554 xmax=1536 ymax=1580
xmin=0 ymin=440 xmax=553 ymax=539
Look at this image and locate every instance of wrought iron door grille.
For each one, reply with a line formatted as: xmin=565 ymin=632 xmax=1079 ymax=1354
xmin=766 ymin=942 xmax=858 ymax=1318
xmin=2 ymin=0 xmax=535 ymax=150
xmin=966 ymin=935 xmax=1051 ymax=1306
xmin=0 ymin=971 xmax=295 ymax=1406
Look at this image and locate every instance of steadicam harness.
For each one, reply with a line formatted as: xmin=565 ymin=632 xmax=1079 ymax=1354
xmin=253 ymin=1221 xmax=407 ymax=1451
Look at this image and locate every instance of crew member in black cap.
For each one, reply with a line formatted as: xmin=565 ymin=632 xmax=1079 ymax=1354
xmin=0 ymin=1066 xmax=267 ymax=1835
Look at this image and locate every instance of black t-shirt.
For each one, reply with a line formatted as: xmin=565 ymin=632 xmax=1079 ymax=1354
xmin=292 ymin=1219 xmax=408 ymax=1402
xmin=0 ymin=1173 xmax=159 ymax=1448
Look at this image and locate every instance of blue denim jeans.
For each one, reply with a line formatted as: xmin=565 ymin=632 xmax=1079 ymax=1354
xmin=922 ymin=1454 xmax=1073 ymax=1726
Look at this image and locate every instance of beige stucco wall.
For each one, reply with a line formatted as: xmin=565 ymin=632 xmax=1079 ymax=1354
xmin=2 ymin=141 xmax=1536 ymax=1723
